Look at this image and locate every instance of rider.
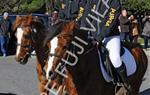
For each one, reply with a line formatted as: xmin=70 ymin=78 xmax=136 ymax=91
xmin=54 ymin=0 xmax=131 ymax=91
xmin=79 ymin=0 xmax=132 ymax=91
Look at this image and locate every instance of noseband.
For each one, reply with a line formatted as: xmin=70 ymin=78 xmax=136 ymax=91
xmin=48 ymin=32 xmax=74 ymax=80
xmin=49 ymin=32 xmax=73 ymax=58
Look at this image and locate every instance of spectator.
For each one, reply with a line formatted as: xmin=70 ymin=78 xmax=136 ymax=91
xmin=130 ymin=19 xmax=139 ymax=43
xmin=142 ymin=15 xmax=150 ymax=50
xmin=49 ymin=10 xmax=59 ymax=26
xmin=119 ymin=9 xmax=134 ymax=42
xmin=0 ymin=12 xmax=12 ymax=57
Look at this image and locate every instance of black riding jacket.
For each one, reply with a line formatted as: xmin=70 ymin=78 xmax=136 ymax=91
xmin=54 ymin=0 xmax=121 ymax=42
xmin=80 ymin=0 xmax=121 ymax=42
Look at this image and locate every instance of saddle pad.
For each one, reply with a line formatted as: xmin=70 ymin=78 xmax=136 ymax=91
xmin=98 ymin=47 xmax=137 ymax=82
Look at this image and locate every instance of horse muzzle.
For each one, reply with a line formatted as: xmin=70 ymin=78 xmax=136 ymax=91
xmin=15 ymin=54 xmax=30 ymax=65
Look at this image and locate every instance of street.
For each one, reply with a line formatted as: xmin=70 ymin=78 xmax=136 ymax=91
xmin=0 ymin=56 xmax=39 ymax=95
xmin=0 ymin=49 xmax=149 ymax=95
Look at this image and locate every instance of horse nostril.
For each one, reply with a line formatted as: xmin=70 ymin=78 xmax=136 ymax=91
xmin=49 ymin=71 xmax=57 ymax=80
xmin=15 ymin=57 xmax=20 ymax=62
xmin=49 ymin=71 xmax=53 ymax=78
xmin=16 ymin=57 xmax=24 ymax=62
xmin=20 ymin=58 xmax=24 ymax=62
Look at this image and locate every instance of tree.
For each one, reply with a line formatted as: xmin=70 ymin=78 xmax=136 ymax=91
xmin=124 ymin=0 xmax=150 ymax=12
xmin=0 ymin=0 xmax=21 ymax=13
xmin=20 ymin=0 xmax=45 ymax=13
xmin=0 ymin=0 xmax=47 ymax=14
xmin=142 ymin=0 xmax=150 ymax=11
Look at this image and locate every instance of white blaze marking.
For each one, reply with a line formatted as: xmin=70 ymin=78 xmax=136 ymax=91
xmin=46 ymin=37 xmax=58 ymax=79
xmin=16 ymin=28 xmax=24 ymax=57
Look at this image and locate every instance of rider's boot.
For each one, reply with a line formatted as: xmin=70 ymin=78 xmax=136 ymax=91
xmin=116 ymin=63 xmax=131 ymax=92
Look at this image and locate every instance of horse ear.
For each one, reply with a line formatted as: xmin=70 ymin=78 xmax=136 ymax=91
xmin=16 ymin=15 xmax=21 ymax=21
xmin=27 ymin=14 xmax=32 ymax=25
xmin=28 ymin=14 xmax=32 ymax=20
xmin=12 ymin=15 xmax=22 ymax=31
xmin=15 ymin=15 xmax=22 ymax=25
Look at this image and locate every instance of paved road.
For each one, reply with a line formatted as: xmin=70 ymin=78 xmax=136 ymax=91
xmin=140 ymin=49 xmax=150 ymax=95
xmin=0 ymin=49 xmax=149 ymax=95
xmin=0 ymin=56 xmax=39 ymax=95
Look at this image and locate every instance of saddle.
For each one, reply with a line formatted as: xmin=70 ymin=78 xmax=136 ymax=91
xmin=98 ymin=42 xmax=138 ymax=85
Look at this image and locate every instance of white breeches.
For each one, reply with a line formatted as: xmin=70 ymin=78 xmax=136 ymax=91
xmin=103 ymin=36 xmax=122 ymax=68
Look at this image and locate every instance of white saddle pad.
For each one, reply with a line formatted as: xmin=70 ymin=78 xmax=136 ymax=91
xmin=98 ymin=47 xmax=137 ymax=82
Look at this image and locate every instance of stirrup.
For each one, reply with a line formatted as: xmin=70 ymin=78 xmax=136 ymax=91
xmin=123 ymin=83 xmax=132 ymax=92
xmin=115 ymin=83 xmax=131 ymax=95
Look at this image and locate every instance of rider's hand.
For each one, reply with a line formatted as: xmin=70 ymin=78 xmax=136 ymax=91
xmin=128 ymin=15 xmax=134 ymax=20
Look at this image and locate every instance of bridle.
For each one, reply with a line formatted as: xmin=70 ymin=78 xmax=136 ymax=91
xmin=48 ymin=31 xmax=74 ymax=80
xmin=16 ymin=25 xmax=35 ymax=56
xmin=49 ymin=32 xmax=73 ymax=58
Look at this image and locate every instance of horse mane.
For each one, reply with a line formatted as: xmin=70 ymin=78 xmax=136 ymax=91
xmin=32 ymin=16 xmax=45 ymax=25
xmin=43 ymin=21 xmax=76 ymax=46
xmin=31 ymin=18 xmax=46 ymax=31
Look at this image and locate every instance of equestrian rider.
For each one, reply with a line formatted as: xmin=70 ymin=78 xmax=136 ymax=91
xmin=77 ymin=0 xmax=131 ymax=90
xmin=54 ymin=0 xmax=131 ymax=91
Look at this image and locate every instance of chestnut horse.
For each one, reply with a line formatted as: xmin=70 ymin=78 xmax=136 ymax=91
xmin=44 ymin=21 xmax=148 ymax=95
xmin=13 ymin=15 xmax=51 ymax=94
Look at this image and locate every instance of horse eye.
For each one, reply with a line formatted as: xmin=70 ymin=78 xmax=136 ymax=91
xmin=33 ymin=28 xmax=37 ymax=33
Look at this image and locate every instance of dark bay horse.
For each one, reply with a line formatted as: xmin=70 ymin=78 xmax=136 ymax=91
xmin=13 ymin=15 xmax=51 ymax=94
xmin=44 ymin=21 xmax=148 ymax=95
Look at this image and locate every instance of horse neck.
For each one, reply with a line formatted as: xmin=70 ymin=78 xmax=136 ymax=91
xmin=33 ymin=28 xmax=50 ymax=66
xmin=67 ymin=30 xmax=108 ymax=95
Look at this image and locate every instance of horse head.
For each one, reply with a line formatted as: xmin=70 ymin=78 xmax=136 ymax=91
xmin=44 ymin=21 xmax=76 ymax=79
xmin=13 ymin=15 xmax=44 ymax=64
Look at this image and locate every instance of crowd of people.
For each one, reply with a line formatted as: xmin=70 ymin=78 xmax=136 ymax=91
xmin=119 ymin=8 xmax=150 ymax=50
xmin=0 ymin=9 xmax=150 ymax=57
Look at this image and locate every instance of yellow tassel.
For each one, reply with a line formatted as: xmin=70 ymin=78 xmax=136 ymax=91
xmin=76 ymin=7 xmax=84 ymax=21
xmin=93 ymin=4 xmax=96 ymax=10
xmin=61 ymin=3 xmax=65 ymax=9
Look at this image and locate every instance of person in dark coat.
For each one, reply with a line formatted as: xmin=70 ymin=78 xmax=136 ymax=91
xmin=142 ymin=15 xmax=150 ymax=50
xmin=0 ymin=12 xmax=12 ymax=56
xmin=79 ymin=0 xmax=132 ymax=92
xmin=119 ymin=9 xmax=134 ymax=42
